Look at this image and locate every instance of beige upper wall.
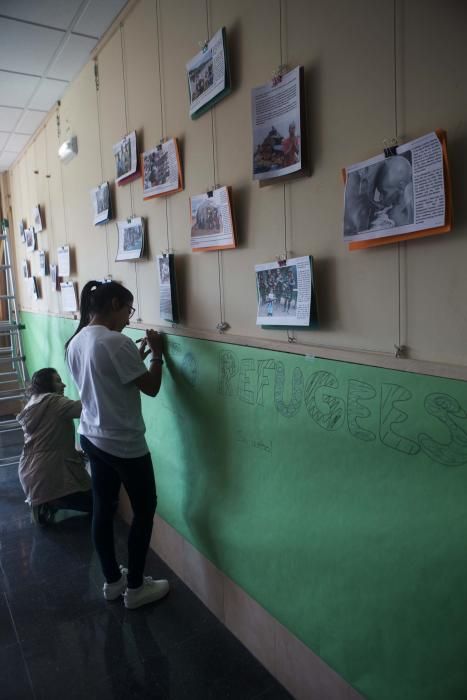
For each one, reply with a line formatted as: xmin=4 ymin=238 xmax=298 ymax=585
xmin=6 ymin=0 xmax=467 ymax=368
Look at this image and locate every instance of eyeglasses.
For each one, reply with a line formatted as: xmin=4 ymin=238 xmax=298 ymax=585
xmin=127 ymin=304 xmax=136 ymax=319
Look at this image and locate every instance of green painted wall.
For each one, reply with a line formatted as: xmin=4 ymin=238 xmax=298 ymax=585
xmin=22 ymin=311 xmax=467 ymax=700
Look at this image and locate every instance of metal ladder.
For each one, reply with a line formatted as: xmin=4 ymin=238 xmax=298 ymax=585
xmin=0 ymin=218 xmax=27 ymax=466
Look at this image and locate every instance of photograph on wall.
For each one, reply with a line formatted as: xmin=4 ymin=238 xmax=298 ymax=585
xmin=60 ymin=281 xmax=77 ymax=313
xmin=50 ymin=264 xmax=60 ymax=291
xmin=57 ymin=245 xmax=70 ymax=278
xmin=157 ymin=253 xmax=179 ymax=323
xmin=113 ymin=131 xmax=138 ymax=184
xmin=186 ymin=27 xmax=231 ymax=119
xmin=190 ymin=186 xmax=236 ymax=251
xmin=25 ymin=227 xmax=35 ymax=252
xmin=90 ymin=182 xmax=111 ymax=225
xmin=343 ymin=131 xmax=446 ymax=244
xmin=252 ymin=66 xmax=307 ymax=183
xmin=38 ymin=250 xmax=47 ymax=276
xmin=142 ymin=138 xmax=183 ymax=199
xmin=32 ymin=205 xmax=43 ymax=232
xmin=28 ymin=276 xmax=39 ymax=300
xmin=18 ymin=220 xmax=25 ymax=242
xmin=115 ymin=217 xmax=144 ymax=261
xmin=255 ymin=256 xmax=315 ymax=327
xmin=21 ymin=259 xmax=30 ymax=279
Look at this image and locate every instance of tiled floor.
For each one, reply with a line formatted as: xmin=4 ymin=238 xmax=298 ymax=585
xmin=0 ymin=427 xmax=292 ymax=700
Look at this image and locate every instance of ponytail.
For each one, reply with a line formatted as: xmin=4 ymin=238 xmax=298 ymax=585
xmin=65 ymin=280 xmax=133 ymax=354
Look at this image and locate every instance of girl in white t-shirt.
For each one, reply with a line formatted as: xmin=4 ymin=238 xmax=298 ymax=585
xmin=66 ymin=280 xmax=169 ymax=610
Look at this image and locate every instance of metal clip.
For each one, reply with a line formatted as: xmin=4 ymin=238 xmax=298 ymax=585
xmin=276 ymin=254 xmax=287 ymax=267
xmin=272 ymin=64 xmax=289 ymax=86
xmin=383 ymin=137 xmax=398 ymax=158
xmin=287 ymin=329 xmax=296 ymax=343
xmin=216 ymin=321 xmax=230 ymax=333
xmin=199 ymin=39 xmax=209 ymax=53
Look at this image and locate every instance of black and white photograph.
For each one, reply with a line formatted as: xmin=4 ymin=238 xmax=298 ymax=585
xmin=188 ymin=51 xmax=214 ymax=102
xmin=344 ymin=153 xmax=414 ymax=237
xmin=186 ymin=27 xmax=230 ymax=118
xmin=18 ymin=220 xmax=25 ymax=242
xmin=25 ymin=227 xmax=35 ymax=252
xmin=50 ymin=264 xmax=60 ymax=291
xmin=38 ymin=250 xmax=47 ymax=276
xmin=255 ymin=256 xmax=314 ymax=327
xmin=113 ymin=131 xmax=137 ymax=184
xmin=343 ymin=131 xmax=447 ymax=244
xmin=116 ymin=217 xmax=144 ymax=261
xmin=190 ymin=186 xmax=236 ymax=251
xmin=90 ymin=182 xmax=111 ymax=225
xmin=157 ymin=253 xmax=179 ymax=323
xmin=21 ymin=259 xmax=29 ymax=279
xmin=158 ymin=256 xmax=170 ymax=284
xmin=32 ymin=205 xmax=43 ymax=232
xmin=142 ymin=138 xmax=183 ymax=199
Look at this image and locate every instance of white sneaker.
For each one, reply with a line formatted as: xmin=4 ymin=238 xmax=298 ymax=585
xmin=103 ymin=566 xmax=128 ymax=601
xmin=124 ymin=577 xmax=169 ymax=609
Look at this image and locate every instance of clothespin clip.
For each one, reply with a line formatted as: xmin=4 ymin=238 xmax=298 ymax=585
xmin=272 ymin=64 xmax=288 ymax=86
xmin=199 ymin=39 xmax=209 ymax=53
xmin=216 ymin=321 xmax=230 ymax=333
xmin=276 ymin=254 xmax=287 ymax=267
xmin=383 ymin=137 xmax=398 ymax=158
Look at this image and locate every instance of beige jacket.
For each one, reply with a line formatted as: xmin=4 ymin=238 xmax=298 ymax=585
xmin=17 ymin=393 xmax=91 ymax=506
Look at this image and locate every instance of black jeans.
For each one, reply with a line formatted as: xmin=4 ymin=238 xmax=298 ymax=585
xmin=80 ymin=435 xmax=157 ymax=588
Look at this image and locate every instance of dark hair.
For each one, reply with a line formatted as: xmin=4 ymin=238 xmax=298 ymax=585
xmin=28 ymin=367 xmax=59 ymax=396
xmin=65 ymin=280 xmax=133 ymax=352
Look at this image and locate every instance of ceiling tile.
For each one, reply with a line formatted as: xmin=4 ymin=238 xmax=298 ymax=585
xmin=0 ymin=18 xmax=65 ymax=75
xmin=0 ymin=106 xmax=22 ymax=130
xmin=0 ymin=0 xmax=83 ymax=30
xmin=0 ymin=71 xmax=39 ymax=108
xmin=6 ymin=133 xmax=30 ymax=152
xmin=0 ymin=133 xmax=10 ymax=149
xmin=73 ymin=0 xmax=127 ymax=38
xmin=0 ymin=151 xmax=18 ymax=169
xmin=48 ymin=33 xmax=98 ymax=81
xmin=15 ymin=110 xmax=48 ymax=135
xmin=28 ymin=78 xmax=68 ymax=111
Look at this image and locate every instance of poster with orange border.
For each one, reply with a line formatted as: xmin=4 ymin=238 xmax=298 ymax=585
xmin=141 ymin=138 xmax=183 ymax=200
xmin=341 ymin=129 xmax=452 ymax=251
xmin=190 ymin=186 xmax=237 ymax=252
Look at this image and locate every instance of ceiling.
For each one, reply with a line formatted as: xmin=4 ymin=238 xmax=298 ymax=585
xmin=0 ymin=0 xmax=129 ymax=173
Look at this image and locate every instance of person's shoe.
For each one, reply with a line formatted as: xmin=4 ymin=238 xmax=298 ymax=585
xmin=30 ymin=503 xmax=56 ymax=525
xmin=103 ymin=566 xmax=128 ymax=601
xmin=124 ymin=577 xmax=169 ymax=609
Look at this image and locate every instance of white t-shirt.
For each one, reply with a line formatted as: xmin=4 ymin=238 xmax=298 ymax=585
xmin=67 ymin=325 xmax=148 ymax=458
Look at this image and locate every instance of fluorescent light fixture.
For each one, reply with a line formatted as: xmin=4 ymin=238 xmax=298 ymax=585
xmin=58 ymin=136 xmax=78 ymax=163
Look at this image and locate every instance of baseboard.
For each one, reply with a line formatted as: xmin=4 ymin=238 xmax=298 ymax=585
xmin=119 ymin=491 xmax=364 ymax=700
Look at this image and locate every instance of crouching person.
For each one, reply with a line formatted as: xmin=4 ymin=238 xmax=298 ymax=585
xmin=17 ymin=367 xmax=92 ymax=524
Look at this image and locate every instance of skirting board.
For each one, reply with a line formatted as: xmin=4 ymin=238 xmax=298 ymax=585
xmin=119 ymin=490 xmax=364 ymax=700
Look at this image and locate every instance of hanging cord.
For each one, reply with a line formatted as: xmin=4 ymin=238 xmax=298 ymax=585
xmin=42 ymin=126 xmax=53 ymax=307
xmin=279 ymin=0 xmax=294 ymax=341
xmin=94 ymin=59 xmax=111 ymax=277
xmin=120 ymin=23 xmax=141 ymax=318
xmin=393 ymin=0 xmax=403 ymax=357
xmin=205 ymin=0 xmax=226 ymax=331
xmin=155 ymin=0 xmax=170 ymax=252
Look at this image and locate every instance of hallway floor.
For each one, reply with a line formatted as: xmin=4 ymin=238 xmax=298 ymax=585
xmin=0 ymin=428 xmax=292 ymax=699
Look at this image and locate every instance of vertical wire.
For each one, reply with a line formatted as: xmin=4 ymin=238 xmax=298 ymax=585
xmin=205 ymin=0 xmax=225 ymax=327
xmin=94 ymin=59 xmax=111 ymax=276
xmin=42 ymin=125 xmax=51 ymax=308
xmin=120 ymin=22 xmax=141 ymax=318
xmin=393 ymin=0 xmax=402 ymax=353
xmin=155 ymin=0 xmax=170 ymax=251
